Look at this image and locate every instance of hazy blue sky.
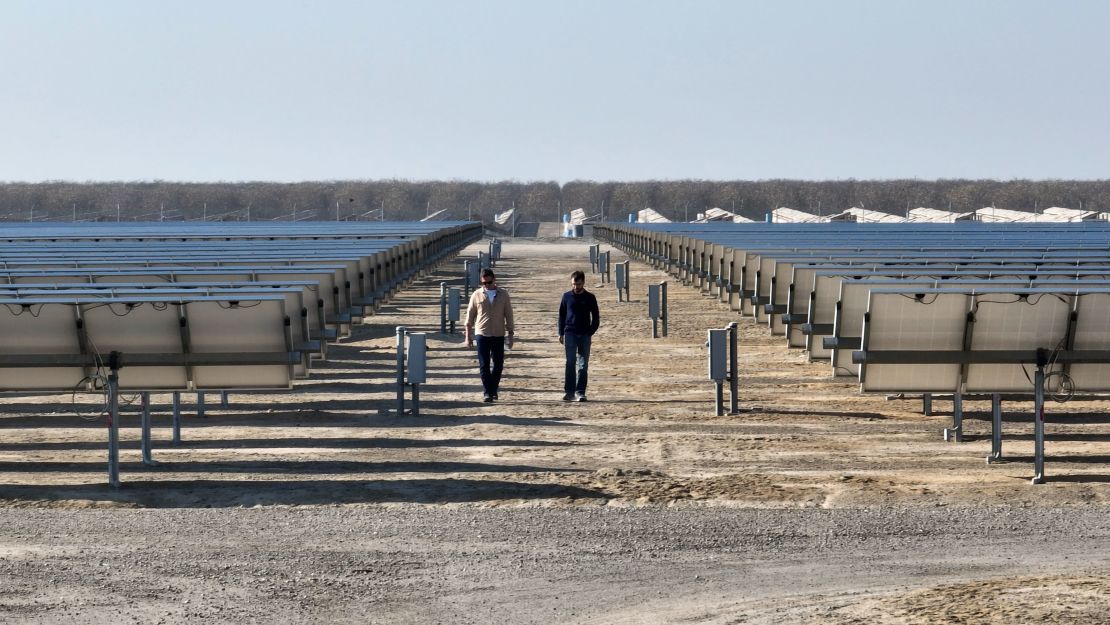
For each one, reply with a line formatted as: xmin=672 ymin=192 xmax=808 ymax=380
xmin=1 ymin=0 xmax=1107 ymax=183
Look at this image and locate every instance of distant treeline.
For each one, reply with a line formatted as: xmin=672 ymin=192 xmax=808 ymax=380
xmin=0 ymin=179 xmax=1107 ymax=223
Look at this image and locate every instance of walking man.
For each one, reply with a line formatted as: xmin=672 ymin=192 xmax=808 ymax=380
xmin=465 ymin=268 xmax=515 ymax=402
xmin=558 ymin=270 xmax=600 ymax=402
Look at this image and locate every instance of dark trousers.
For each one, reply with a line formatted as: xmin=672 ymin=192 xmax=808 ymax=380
xmin=475 ymin=335 xmax=505 ymax=396
xmin=563 ymin=332 xmax=592 ymax=395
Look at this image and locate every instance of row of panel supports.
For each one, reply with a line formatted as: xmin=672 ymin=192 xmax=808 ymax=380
xmin=105 ymin=373 xmax=230 ymax=486
xmin=599 ymin=226 xmax=1070 ymax=485
xmin=922 ymin=366 xmax=1048 ymax=484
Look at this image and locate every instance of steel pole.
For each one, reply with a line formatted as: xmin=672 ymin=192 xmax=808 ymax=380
xmin=107 ymin=354 xmax=121 ymax=488
xmin=140 ymin=391 xmax=154 ymax=466
xmin=988 ymin=393 xmax=1002 ymax=463
xmin=661 ymin=281 xmax=668 ymax=337
xmin=439 ymin=282 xmax=447 ymax=334
xmin=396 ymin=326 xmax=407 ymax=415
xmin=172 ymin=391 xmax=182 ymax=446
xmin=728 ymin=322 xmax=739 ymax=415
xmin=945 ymin=392 xmax=963 ymax=442
xmin=1032 ymin=366 xmax=1046 ymax=484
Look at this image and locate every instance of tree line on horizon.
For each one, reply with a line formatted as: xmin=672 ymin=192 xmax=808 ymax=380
xmin=0 ymin=179 xmax=1107 ymax=223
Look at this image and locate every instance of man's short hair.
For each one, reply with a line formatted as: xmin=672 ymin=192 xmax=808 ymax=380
xmin=481 ymin=268 xmax=495 ymax=280
xmin=571 ymin=270 xmax=585 ymax=282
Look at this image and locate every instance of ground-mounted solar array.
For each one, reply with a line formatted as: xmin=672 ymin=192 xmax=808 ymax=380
xmin=0 ymin=221 xmax=481 ymax=485
xmin=598 ymin=220 xmax=1110 ymax=483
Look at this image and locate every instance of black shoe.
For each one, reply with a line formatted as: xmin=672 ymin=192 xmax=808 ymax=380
xmin=562 ymin=394 xmax=574 ymax=401
xmin=576 ymin=394 xmax=588 ymax=402
xmin=491 ymin=394 xmax=499 ymax=400
xmin=483 ymin=395 xmax=493 ymax=403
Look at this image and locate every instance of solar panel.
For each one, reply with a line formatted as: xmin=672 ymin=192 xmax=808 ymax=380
xmin=0 ymin=295 xmax=294 ymax=392
xmin=1065 ymin=293 xmax=1110 ymax=392
xmin=965 ymin=291 xmax=1072 ymax=392
xmin=187 ymin=299 xmax=292 ymax=390
xmin=854 ymin=287 xmax=1110 ymax=394
xmin=82 ymin=299 xmax=191 ymax=390
xmin=1 ymin=285 xmax=314 ymax=378
xmin=0 ymin=300 xmax=84 ymax=391
xmin=859 ymin=290 xmax=971 ymax=392
xmin=0 ymin=266 xmax=345 ymax=340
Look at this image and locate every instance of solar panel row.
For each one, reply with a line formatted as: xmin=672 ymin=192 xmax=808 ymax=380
xmin=596 ymin=221 xmax=1110 ymax=483
xmin=0 ymin=221 xmax=482 ymax=486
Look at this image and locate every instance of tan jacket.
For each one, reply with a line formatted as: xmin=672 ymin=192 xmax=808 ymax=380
xmin=465 ymin=287 xmax=515 ymax=337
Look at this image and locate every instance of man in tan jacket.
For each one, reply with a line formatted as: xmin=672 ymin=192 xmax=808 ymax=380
xmin=465 ymin=268 xmax=515 ymax=402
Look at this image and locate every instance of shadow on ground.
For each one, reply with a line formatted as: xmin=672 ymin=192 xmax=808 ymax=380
xmin=0 ymin=477 xmax=608 ymax=507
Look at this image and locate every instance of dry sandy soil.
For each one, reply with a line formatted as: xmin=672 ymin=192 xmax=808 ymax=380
xmin=1 ymin=238 xmax=1109 ymax=624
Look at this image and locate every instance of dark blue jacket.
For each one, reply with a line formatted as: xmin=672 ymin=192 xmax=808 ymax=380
xmin=558 ymin=290 xmax=600 ymax=336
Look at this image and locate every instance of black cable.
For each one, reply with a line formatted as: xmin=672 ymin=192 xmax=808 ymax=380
xmin=216 ymin=300 xmax=263 ymax=309
xmin=71 ymin=374 xmax=110 ymax=421
xmin=2 ymin=303 xmax=45 ymax=317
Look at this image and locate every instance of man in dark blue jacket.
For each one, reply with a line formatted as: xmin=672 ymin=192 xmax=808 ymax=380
xmin=558 ymin=270 xmax=600 ymax=402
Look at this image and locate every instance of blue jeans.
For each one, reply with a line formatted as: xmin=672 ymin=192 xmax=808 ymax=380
xmin=563 ymin=332 xmax=592 ymax=395
xmin=475 ymin=335 xmax=505 ymax=397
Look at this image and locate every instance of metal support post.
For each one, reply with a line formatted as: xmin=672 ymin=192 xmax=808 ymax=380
xmin=1032 ymin=365 xmax=1046 ymax=484
xmin=197 ymin=392 xmax=206 ymax=418
xmin=715 ymin=381 xmax=725 ymax=417
xmin=107 ymin=353 xmax=121 ymax=488
xmin=944 ymin=392 xmax=963 ymax=442
xmin=447 ymin=287 xmax=460 ymax=334
xmin=439 ymin=282 xmax=448 ymax=334
xmin=220 ymin=391 xmax=229 ymax=409
xmin=661 ymin=281 xmax=669 ymax=337
xmin=987 ymin=393 xmax=1003 ymax=463
xmin=727 ymin=322 xmax=739 ymax=415
xmin=412 ymin=383 xmax=421 ymax=416
xmin=923 ymin=393 xmax=932 ymax=416
xmin=619 ymin=260 xmax=630 ymax=302
xmin=464 ymin=260 xmax=474 ymax=295
xmin=715 ymin=258 xmax=726 ymax=300
xmin=648 ymin=283 xmax=661 ymax=338
xmin=396 ymin=326 xmax=407 ymax=415
xmin=140 ymin=391 xmax=155 ymax=466
xmin=172 ymin=391 xmax=182 ymax=446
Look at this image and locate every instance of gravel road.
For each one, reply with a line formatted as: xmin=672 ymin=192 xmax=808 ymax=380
xmin=2 ymin=505 xmax=1109 ymax=624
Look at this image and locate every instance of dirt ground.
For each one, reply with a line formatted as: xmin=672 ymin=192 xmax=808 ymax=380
xmin=1 ymin=238 xmax=1109 ymax=623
